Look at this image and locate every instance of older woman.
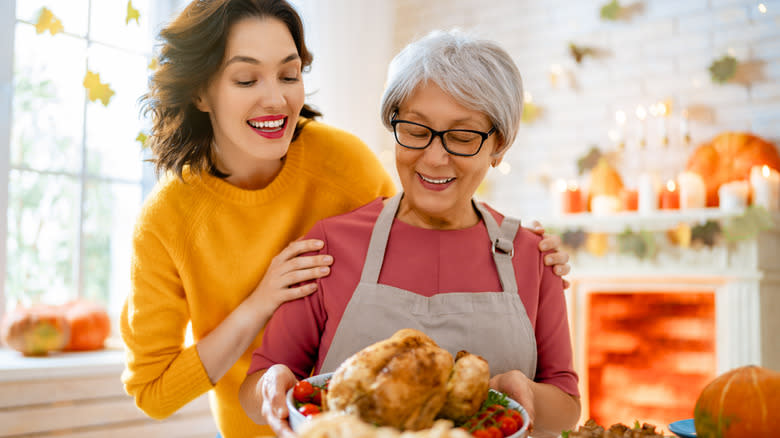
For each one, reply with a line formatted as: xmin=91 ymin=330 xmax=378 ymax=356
xmin=239 ymin=30 xmax=580 ymax=437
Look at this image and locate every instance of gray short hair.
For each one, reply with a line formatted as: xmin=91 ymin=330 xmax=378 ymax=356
xmin=380 ymin=30 xmax=524 ymax=155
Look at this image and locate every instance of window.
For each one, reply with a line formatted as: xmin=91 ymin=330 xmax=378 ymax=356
xmin=1 ymin=1 xmax=182 ymax=321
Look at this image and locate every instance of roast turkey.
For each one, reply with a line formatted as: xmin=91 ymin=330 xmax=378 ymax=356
xmin=326 ymin=329 xmax=490 ymax=430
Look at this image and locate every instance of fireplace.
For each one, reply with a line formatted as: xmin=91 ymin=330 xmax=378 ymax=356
xmin=586 ymin=291 xmax=716 ymax=429
xmin=556 ymin=212 xmax=780 ymax=432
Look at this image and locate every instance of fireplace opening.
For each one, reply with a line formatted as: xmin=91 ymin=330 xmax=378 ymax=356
xmin=586 ymin=291 xmax=716 ymax=431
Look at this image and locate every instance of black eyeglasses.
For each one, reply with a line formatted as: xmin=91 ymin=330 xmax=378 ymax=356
xmin=390 ymin=115 xmax=496 ymax=157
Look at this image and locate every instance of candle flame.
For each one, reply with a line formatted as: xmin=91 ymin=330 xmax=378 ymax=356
xmin=636 ymin=105 xmax=647 ymax=120
xmin=615 ymin=110 xmax=627 ymax=125
xmin=667 ymin=180 xmax=677 ymax=192
xmin=758 ymin=3 xmax=767 ymax=14
xmin=763 ymin=165 xmax=771 ymax=177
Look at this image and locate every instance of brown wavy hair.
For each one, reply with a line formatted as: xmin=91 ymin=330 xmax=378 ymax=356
xmin=140 ymin=0 xmax=321 ymax=178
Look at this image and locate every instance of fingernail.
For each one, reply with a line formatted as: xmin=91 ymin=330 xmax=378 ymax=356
xmin=555 ymin=267 xmax=561 ymax=274
xmin=323 ymin=255 xmax=333 ymax=263
xmin=320 ymin=267 xmax=330 ymax=274
xmin=545 ymin=256 xmax=552 ymax=263
xmin=314 ymin=240 xmax=324 ymax=248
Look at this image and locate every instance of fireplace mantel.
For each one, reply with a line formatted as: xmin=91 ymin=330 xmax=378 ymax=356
xmin=544 ymin=209 xmax=780 ymax=372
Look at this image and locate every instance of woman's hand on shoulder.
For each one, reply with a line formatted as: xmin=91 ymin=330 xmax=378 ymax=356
xmin=250 ymin=239 xmax=334 ymax=310
xmin=527 ymin=221 xmax=570 ymax=289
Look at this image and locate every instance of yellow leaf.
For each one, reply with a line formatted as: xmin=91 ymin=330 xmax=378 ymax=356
xmin=126 ymin=0 xmax=140 ymax=25
xmin=585 ymin=233 xmax=609 ymax=256
xmin=521 ymin=101 xmax=541 ymax=123
xmin=35 ymin=7 xmax=64 ymax=35
xmin=667 ymin=223 xmax=692 ymax=248
xmin=83 ymin=70 xmax=115 ymax=106
xmin=135 ymin=132 xmax=149 ymax=148
xmin=148 ymin=57 xmax=159 ymax=71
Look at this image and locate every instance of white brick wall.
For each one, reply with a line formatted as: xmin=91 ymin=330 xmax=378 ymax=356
xmin=392 ymin=0 xmax=780 ymax=220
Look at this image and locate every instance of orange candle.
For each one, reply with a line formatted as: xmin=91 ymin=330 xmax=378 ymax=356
xmin=619 ymin=188 xmax=639 ymax=211
xmin=660 ymin=180 xmax=680 ymax=210
xmin=564 ymin=183 xmax=584 ymax=214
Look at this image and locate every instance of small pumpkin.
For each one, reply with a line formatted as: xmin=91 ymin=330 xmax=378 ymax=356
xmin=694 ymin=365 xmax=780 ymax=438
xmin=588 ymin=157 xmax=624 ymax=211
xmin=62 ymin=299 xmax=111 ymax=351
xmin=685 ymin=132 xmax=780 ymax=207
xmin=0 ymin=304 xmax=70 ymax=356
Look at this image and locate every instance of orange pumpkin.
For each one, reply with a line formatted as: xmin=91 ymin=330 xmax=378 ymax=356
xmin=62 ymin=300 xmax=111 ymax=351
xmin=694 ymin=365 xmax=780 ymax=438
xmin=588 ymin=158 xmax=623 ymax=211
xmin=0 ymin=304 xmax=70 ymax=356
xmin=685 ymin=132 xmax=780 ymax=207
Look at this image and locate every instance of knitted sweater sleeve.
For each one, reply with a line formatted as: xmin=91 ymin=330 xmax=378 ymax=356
xmin=120 ymin=219 xmax=213 ymax=419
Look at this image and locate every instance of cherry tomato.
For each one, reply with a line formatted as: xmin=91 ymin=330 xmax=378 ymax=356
xmin=486 ymin=426 xmax=503 ymax=438
xmin=498 ymin=417 xmax=519 ymax=436
xmin=507 ymin=409 xmax=523 ymax=427
xmin=293 ymin=380 xmax=315 ymax=404
xmin=312 ymin=387 xmax=328 ymax=405
xmin=472 ymin=429 xmax=492 ymax=438
xmin=298 ymin=403 xmax=321 ymax=417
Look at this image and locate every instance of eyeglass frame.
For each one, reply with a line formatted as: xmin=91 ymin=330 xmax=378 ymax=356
xmin=390 ymin=112 xmax=497 ymax=157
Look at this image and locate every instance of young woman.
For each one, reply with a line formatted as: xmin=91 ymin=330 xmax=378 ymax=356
xmin=121 ymin=1 xmax=571 ymax=437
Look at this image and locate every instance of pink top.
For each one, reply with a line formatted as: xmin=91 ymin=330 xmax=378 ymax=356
xmin=249 ymin=198 xmax=579 ymax=396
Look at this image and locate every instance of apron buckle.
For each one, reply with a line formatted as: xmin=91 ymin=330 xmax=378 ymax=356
xmin=491 ymin=238 xmax=514 ymax=258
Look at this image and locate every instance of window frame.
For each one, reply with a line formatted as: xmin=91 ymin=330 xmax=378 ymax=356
xmin=0 ymin=1 xmax=181 ymax=321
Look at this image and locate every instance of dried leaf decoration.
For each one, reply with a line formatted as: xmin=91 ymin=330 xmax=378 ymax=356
xmin=569 ymin=42 xmax=595 ymax=64
xmin=577 ymin=146 xmax=602 ymax=175
xmin=667 ymin=223 xmax=691 ymax=248
xmin=617 ymin=229 xmax=656 ymax=259
xmin=585 ymin=233 xmax=609 ymax=256
xmin=148 ymin=57 xmax=159 ymax=71
xmin=600 ymin=0 xmax=621 ymax=21
xmin=521 ymin=101 xmax=541 ymax=123
xmin=135 ymin=132 xmax=149 ymax=148
xmin=691 ymin=220 xmax=721 ymax=247
xmin=722 ymin=205 xmax=774 ymax=242
xmin=562 ymin=229 xmax=587 ymax=251
xmin=83 ymin=70 xmax=115 ymax=106
xmin=35 ymin=7 xmax=64 ymax=36
xmin=709 ymin=55 xmax=738 ymax=84
xmin=126 ymin=0 xmax=141 ymax=25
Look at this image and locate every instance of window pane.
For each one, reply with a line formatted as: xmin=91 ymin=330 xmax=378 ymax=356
xmin=16 ymin=1 xmax=89 ymax=37
xmin=5 ymin=170 xmax=79 ymax=308
xmin=12 ymin=23 xmax=86 ymax=173
xmin=85 ymin=44 xmax=149 ymax=181
xmin=90 ymin=0 xmax=155 ymax=52
xmin=84 ymin=181 xmax=142 ymax=310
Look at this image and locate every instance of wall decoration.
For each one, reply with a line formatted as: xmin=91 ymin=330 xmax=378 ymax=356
xmin=666 ymin=223 xmax=691 ymax=248
xmin=691 ymin=220 xmax=721 ymax=248
xmin=126 ymin=0 xmax=141 ymax=25
xmin=83 ymin=70 xmax=115 ymax=106
xmin=585 ymin=232 xmax=609 ymax=256
xmin=135 ymin=132 xmax=149 ymax=148
xmin=568 ymin=42 xmax=596 ymax=64
xmin=722 ymin=205 xmax=774 ymax=242
xmin=600 ymin=0 xmax=621 ymax=21
xmin=35 ymin=7 xmax=64 ymax=36
xmin=708 ymin=55 xmax=738 ymax=84
xmin=617 ymin=229 xmax=656 ymax=259
xmin=577 ymin=146 xmax=603 ymax=175
xmin=521 ymin=101 xmax=541 ymax=123
xmin=562 ymin=229 xmax=587 ymax=250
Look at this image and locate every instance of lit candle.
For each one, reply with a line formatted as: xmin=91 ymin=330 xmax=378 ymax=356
xmin=678 ymin=171 xmax=706 ymax=209
xmin=660 ymin=179 xmax=680 ymax=210
xmin=636 ymin=105 xmax=647 ymax=149
xmin=638 ymin=172 xmax=658 ymax=214
xmin=615 ymin=110 xmax=626 ymax=151
xmin=619 ymin=188 xmax=639 ymax=211
xmin=681 ymin=109 xmax=691 ymax=147
xmin=750 ymin=165 xmax=780 ymax=211
xmin=718 ymin=180 xmax=750 ymax=212
xmin=591 ymin=194 xmax=620 ymax=216
xmin=564 ymin=181 xmax=585 ymax=214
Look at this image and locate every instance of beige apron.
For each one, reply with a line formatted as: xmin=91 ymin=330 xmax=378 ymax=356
xmin=320 ymin=193 xmax=537 ymax=378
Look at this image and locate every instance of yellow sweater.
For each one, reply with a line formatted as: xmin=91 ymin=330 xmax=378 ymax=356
xmin=121 ymin=120 xmax=396 ymax=437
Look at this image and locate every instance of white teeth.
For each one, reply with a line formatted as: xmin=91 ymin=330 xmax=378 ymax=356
xmin=420 ymin=174 xmax=454 ymax=184
xmin=248 ymin=118 xmax=285 ymax=129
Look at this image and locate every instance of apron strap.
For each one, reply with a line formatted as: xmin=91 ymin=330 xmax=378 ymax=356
xmin=359 ymin=193 xmax=403 ymax=284
xmin=474 ymin=201 xmax=521 ymax=294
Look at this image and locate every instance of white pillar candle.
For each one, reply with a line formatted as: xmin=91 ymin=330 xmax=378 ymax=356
xmin=678 ymin=171 xmax=706 ymax=209
xmin=591 ymin=195 xmax=620 ymax=216
xmin=638 ymin=172 xmax=659 ymax=214
xmin=551 ymin=179 xmax=568 ymax=217
xmin=718 ymin=180 xmax=750 ymax=212
xmin=750 ymin=165 xmax=780 ymax=212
